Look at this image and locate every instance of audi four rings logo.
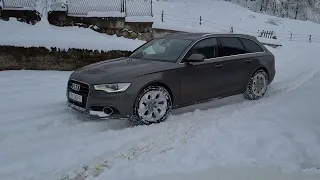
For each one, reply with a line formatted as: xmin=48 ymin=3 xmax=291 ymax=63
xmin=71 ymin=83 xmax=80 ymax=91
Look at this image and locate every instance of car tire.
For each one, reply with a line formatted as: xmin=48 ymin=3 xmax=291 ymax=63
xmin=244 ymin=69 xmax=269 ymax=100
xmin=132 ymin=85 xmax=172 ymax=125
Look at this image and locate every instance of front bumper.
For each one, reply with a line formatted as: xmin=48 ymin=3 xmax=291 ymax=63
xmin=66 ymin=79 xmax=136 ymax=119
xmin=66 ymin=102 xmax=129 ymax=120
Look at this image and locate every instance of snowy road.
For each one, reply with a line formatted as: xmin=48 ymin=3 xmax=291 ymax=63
xmin=1 ymin=42 xmax=320 ymax=180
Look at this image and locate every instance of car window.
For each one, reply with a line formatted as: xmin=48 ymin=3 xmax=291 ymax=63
xmin=218 ymin=37 xmax=247 ymax=57
xmin=185 ymin=38 xmax=218 ymax=60
xmin=240 ymin=38 xmax=264 ymax=53
xmin=129 ymin=38 xmax=193 ymax=62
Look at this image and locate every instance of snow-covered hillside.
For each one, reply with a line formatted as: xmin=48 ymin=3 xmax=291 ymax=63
xmin=152 ymin=0 xmax=320 ymax=42
xmin=225 ymin=0 xmax=320 ymax=23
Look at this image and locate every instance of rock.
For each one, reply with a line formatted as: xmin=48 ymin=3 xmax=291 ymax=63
xmin=131 ymin=32 xmax=138 ymax=38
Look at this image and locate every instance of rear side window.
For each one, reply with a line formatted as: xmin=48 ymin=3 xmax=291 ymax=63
xmin=218 ymin=37 xmax=247 ymax=57
xmin=240 ymin=38 xmax=264 ymax=53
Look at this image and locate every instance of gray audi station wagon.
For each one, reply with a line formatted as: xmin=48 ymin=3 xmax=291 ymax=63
xmin=67 ymin=33 xmax=276 ymax=125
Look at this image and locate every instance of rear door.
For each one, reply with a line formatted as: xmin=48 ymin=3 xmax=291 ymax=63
xmin=216 ymin=37 xmax=252 ymax=94
xmin=238 ymin=37 xmax=265 ymax=76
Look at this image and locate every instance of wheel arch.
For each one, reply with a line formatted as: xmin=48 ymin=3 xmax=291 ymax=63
xmin=243 ymin=67 xmax=269 ymax=93
xmin=138 ymin=81 xmax=174 ymax=102
xmin=135 ymin=81 xmax=174 ymax=105
xmin=251 ymin=67 xmax=269 ymax=82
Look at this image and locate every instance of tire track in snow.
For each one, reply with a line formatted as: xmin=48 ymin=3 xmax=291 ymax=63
xmin=57 ymin=95 xmax=270 ymax=180
xmin=267 ymin=69 xmax=320 ymax=96
xmin=30 ymin=61 xmax=320 ymax=180
xmin=57 ymin=68 xmax=320 ymax=180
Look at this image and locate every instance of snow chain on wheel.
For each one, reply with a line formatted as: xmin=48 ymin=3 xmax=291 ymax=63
xmin=244 ymin=69 xmax=269 ymax=100
xmin=132 ymin=85 xmax=172 ymax=125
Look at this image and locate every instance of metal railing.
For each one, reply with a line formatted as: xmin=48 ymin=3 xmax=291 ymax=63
xmin=1 ymin=0 xmax=153 ymax=17
xmin=2 ymin=0 xmax=35 ymax=10
xmin=66 ymin=0 xmax=124 ymax=16
xmin=125 ymin=0 xmax=152 ymax=16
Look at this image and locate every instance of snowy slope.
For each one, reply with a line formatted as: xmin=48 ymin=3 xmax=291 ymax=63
xmin=0 ymin=18 xmax=145 ymax=51
xmin=220 ymin=0 xmax=320 ymax=24
xmin=1 ymin=41 xmax=320 ymax=180
xmin=152 ymin=0 xmax=320 ymax=43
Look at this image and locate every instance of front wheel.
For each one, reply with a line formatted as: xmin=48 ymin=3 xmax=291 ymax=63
xmin=244 ymin=69 xmax=269 ymax=100
xmin=132 ymin=85 xmax=172 ymax=125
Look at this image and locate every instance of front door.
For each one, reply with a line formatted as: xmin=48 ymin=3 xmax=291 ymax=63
xmin=180 ymin=37 xmax=224 ymax=104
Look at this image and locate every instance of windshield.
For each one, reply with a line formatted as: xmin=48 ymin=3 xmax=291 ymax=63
xmin=129 ymin=38 xmax=193 ymax=62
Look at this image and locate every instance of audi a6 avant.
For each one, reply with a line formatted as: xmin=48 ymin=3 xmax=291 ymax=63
xmin=67 ymin=33 xmax=275 ymax=125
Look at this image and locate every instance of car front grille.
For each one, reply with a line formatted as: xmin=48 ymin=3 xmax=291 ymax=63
xmin=67 ymin=79 xmax=90 ymax=108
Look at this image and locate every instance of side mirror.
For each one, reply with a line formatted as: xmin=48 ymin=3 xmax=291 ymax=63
xmin=185 ymin=53 xmax=205 ymax=63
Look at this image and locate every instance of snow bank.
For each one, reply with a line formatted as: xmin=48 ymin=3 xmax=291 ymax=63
xmin=0 ymin=18 xmax=145 ymax=51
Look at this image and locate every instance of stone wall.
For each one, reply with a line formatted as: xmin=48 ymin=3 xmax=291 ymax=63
xmin=48 ymin=12 xmax=153 ymax=41
xmin=0 ymin=10 xmax=40 ymax=25
xmin=0 ymin=46 xmax=131 ymax=71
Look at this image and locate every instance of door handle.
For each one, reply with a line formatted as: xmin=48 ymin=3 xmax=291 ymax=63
xmin=214 ymin=64 xmax=223 ymax=68
xmin=245 ymin=59 xmax=252 ymax=63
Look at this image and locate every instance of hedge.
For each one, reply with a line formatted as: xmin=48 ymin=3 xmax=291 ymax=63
xmin=0 ymin=46 xmax=131 ymax=71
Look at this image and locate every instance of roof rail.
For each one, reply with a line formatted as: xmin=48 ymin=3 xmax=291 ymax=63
xmin=202 ymin=33 xmax=213 ymax=37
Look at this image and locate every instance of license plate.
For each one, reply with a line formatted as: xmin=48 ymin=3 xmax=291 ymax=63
xmin=68 ymin=102 xmax=85 ymax=112
xmin=69 ymin=91 xmax=82 ymax=103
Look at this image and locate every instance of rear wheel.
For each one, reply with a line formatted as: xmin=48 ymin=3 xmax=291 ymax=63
xmin=133 ymin=85 xmax=172 ymax=125
xmin=244 ymin=69 xmax=269 ymax=100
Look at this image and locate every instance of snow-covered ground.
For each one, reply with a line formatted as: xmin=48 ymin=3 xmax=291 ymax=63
xmin=0 ymin=19 xmax=145 ymax=51
xmin=134 ymin=166 xmax=320 ymax=180
xmin=2 ymin=0 xmax=320 ymax=180
xmin=1 ymin=41 xmax=320 ymax=180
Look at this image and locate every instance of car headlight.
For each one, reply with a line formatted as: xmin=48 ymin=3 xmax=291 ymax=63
xmin=94 ymin=83 xmax=131 ymax=93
